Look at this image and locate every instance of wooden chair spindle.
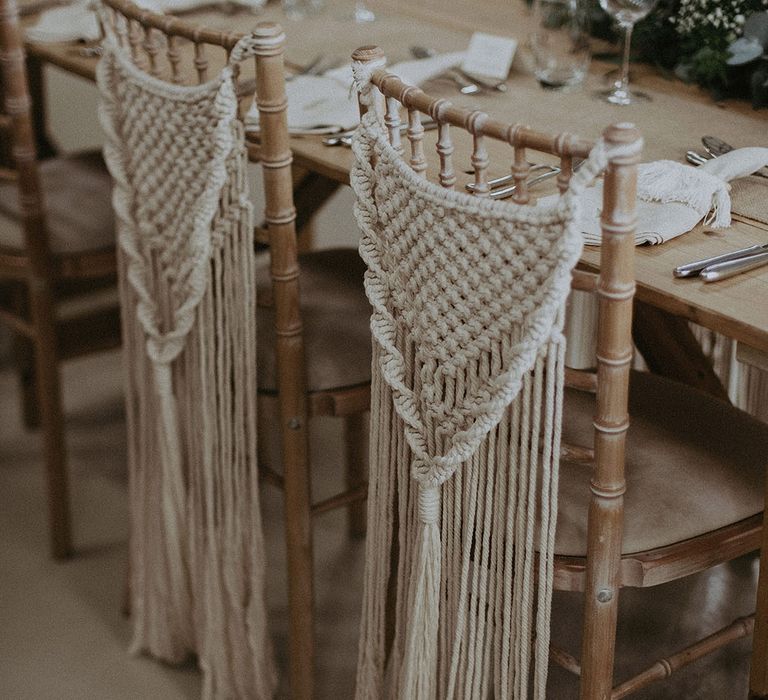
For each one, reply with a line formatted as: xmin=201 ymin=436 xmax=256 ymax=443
xmin=194 ymin=41 xmax=208 ymax=83
xmin=166 ymin=35 xmax=182 ymax=83
xmin=468 ymin=111 xmax=489 ymax=198
xmin=558 ymin=154 xmax=572 ymax=193
xmin=512 ymin=145 xmax=530 ymax=205
xmin=407 ymin=108 xmax=427 ymax=177
xmin=385 ymin=96 xmax=402 ymax=154
xmin=429 ymin=98 xmax=455 ymax=189
xmin=144 ymin=26 xmax=161 ymax=77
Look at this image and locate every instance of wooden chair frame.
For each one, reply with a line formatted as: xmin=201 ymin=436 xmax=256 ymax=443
xmin=353 ymin=45 xmax=760 ymax=700
xmin=0 ymin=0 xmax=120 ymax=559
xmin=98 ymin=4 xmax=370 ymax=697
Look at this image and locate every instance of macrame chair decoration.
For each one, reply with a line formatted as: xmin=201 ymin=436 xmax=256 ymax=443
xmin=97 ymin=3 xmax=374 ymax=697
xmin=96 ymin=9 xmax=277 ymax=699
xmin=350 ymin=46 xmax=768 ymax=700
xmin=349 ymin=45 xmax=640 ymax=699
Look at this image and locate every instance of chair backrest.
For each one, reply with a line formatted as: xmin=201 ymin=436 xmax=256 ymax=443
xmin=350 ymin=45 xmax=641 ymax=699
xmin=96 ymin=4 xmax=299 ymax=696
xmin=0 ymin=0 xmax=51 ymax=270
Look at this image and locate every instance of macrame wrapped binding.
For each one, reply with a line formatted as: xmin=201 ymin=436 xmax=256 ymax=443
xmin=97 ymin=31 xmax=275 ymax=699
xmin=350 ymin=69 xmax=619 ymax=699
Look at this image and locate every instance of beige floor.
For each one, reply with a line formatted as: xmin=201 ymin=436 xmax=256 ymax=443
xmin=0 ymin=347 xmax=761 ymax=699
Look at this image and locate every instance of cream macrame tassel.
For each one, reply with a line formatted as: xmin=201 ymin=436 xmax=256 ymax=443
xmin=401 ymin=483 xmax=441 ymax=698
xmin=151 ymin=360 xmax=191 ymax=625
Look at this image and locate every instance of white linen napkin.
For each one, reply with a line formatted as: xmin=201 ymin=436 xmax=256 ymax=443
xmin=25 ymin=0 xmax=100 ymax=43
xmin=25 ymin=0 xmax=266 ymax=43
xmin=544 ymin=146 xmax=768 ymax=246
xmin=245 ymin=52 xmax=466 ymax=134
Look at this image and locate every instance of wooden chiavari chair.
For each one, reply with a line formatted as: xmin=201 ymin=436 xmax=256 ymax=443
xmin=352 ymin=45 xmax=768 ymax=699
xmin=97 ymin=3 xmax=371 ymax=697
xmin=0 ymin=0 xmax=119 ymax=559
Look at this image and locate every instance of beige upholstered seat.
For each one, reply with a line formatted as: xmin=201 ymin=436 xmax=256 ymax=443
xmin=557 ymin=371 xmax=768 ymax=557
xmin=256 ymin=248 xmax=371 ymax=393
xmin=0 ymin=151 xmax=114 ymax=253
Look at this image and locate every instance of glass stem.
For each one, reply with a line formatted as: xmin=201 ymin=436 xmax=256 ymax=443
xmin=616 ymin=21 xmax=634 ymax=95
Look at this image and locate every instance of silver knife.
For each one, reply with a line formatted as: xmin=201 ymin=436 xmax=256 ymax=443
xmin=700 ymin=250 xmax=768 ymax=282
xmin=673 ymin=243 xmax=768 ymax=278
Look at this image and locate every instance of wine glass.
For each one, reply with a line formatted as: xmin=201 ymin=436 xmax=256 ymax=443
xmin=597 ymin=0 xmax=658 ymax=105
xmin=531 ymin=0 xmax=591 ymax=90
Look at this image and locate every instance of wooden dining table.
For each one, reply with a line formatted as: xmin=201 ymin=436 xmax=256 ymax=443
xmin=22 ymin=0 xmax=768 ymax=694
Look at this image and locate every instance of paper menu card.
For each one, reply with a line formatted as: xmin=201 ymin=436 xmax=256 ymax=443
xmin=461 ymin=31 xmax=518 ymax=81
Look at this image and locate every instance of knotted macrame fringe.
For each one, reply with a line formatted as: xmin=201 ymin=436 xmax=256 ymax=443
xmin=355 ymin=333 xmax=566 ymax=700
xmin=350 ymin=73 xmax=638 ymax=698
xmin=98 ymin=31 xmax=275 ymax=699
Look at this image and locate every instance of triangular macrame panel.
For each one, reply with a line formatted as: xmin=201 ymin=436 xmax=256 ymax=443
xmin=97 ymin=36 xmax=275 ymax=700
xmin=352 ymin=113 xmax=581 ymax=481
xmin=352 ymin=111 xmax=581 ymax=700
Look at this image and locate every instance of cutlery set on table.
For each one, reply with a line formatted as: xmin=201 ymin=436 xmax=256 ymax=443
xmin=677 ymin=135 xmax=768 ymax=282
xmin=687 ymin=135 xmax=768 ymax=177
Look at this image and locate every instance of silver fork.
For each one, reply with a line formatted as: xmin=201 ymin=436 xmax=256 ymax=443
xmin=465 ymin=163 xmax=560 ymax=192
xmin=487 ymin=159 xmax=585 ymax=200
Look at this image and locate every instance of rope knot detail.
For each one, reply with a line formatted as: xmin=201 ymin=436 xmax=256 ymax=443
xmin=418 ymin=485 xmax=440 ymax=525
xmin=352 ymin=56 xmax=386 ymax=107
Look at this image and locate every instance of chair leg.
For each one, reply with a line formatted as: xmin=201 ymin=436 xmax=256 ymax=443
xmin=281 ymin=410 xmax=315 ymax=700
xmin=9 ymin=286 xmax=40 ymax=428
xmin=579 ymin=502 xmax=622 ymax=699
xmin=749 ymin=465 xmax=768 ymax=697
xmin=343 ymin=412 xmax=367 ymax=539
xmin=13 ymin=332 xmax=41 ymax=428
xmin=30 ymin=288 xmax=72 ymax=559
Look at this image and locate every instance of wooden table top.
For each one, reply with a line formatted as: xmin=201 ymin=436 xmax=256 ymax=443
xmin=24 ymin=0 xmax=768 ymax=352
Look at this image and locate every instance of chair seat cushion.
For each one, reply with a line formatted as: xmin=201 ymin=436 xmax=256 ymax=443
xmin=0 ymin=151 xmax=114 ymax=254
xmin=556 ymin=370 xmax=768 ymax=557
xmin=256 ymin=247 xmax=372 ymax=393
